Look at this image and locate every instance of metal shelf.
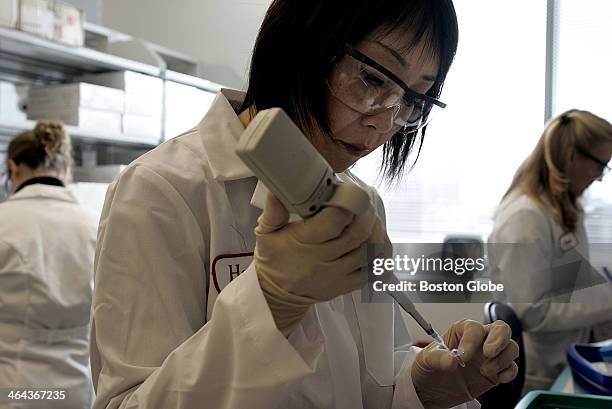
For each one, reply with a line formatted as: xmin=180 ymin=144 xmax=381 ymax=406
xmin=0 ymin=119 xmax=158 ymax=148
xmin=0 ymin=26 xmax=224 ymax=150
xmin=0 ymin=26 xmax=161 ymax=77
xmin=165 ymin=70 xmax=222 ymax=93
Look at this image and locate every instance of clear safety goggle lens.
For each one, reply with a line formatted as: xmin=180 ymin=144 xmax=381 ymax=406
xmin=327 ymin=53 xmax=442 ymax=134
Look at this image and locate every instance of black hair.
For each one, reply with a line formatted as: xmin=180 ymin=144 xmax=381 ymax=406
xmin=241 ymin=0 xmax=459 ymax=181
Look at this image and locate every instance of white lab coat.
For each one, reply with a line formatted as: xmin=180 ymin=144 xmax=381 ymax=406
xmin=0 ymin=184 xmax=98 ymax=409
xmin=91 ymin=89 xmax=478 ymax=409
xmin=488 ymin=191 xmax=612 ymax=391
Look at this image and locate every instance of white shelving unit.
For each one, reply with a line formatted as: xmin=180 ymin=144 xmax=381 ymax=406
xmin=0 ymin=24 xmax=223 ymax=152
xmin=0 ymin=26 xmax=161 ymax=77
xmin=0 ymin=118 xmax=158 ymax=148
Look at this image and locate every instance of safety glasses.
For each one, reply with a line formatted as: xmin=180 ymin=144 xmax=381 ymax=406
xmin=327 ymin=44 xmax=445 ymax=134
xmin=576 ymin=146 xmax=611 ymax=181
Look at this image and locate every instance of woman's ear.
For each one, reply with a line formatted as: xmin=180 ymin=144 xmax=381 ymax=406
xmin=7 ymin=159 xmax=17 ymax=176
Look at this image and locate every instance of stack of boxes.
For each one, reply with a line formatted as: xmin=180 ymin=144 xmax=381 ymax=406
xmin=28 ymin=82 xmax=124 ymax=134
xmin=80 ymin=71 xmax=164 ymax=144
xmin=0 ymin=0 xmax=84 ymax=47
xmin=0 ymin=0 xmax=20 ymax=29
xmin=26 ymin=71 xmax=164 ymax=144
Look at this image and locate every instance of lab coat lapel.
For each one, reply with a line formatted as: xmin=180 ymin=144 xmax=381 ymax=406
xmin=249 ymin=180 xmax=302 ymax=222
xmin=199 ymin=89 xmax=253 ymax=182
xmin=199 ymin=90 xmax=261 ymax=318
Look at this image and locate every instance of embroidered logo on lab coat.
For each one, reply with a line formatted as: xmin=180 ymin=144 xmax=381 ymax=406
xmin=559 ymin=232 xmax=578 ymax=252
xmin=211 ymin=253 xmax=254 ymax=293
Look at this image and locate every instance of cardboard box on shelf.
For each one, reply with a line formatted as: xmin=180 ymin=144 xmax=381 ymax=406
xmin=19 ymin=0 xmax=55 ymax=40
xmin=122 ymin=113 xmax=161 ymax=142
xmin=28 ymin=106 xmax=122 ymax=134
xmin=79 ymin=71 xmax=164 ymax=98
xmin=53 ymin=1 xmax=84 ymax=47
xmin=0 ymin=0 xmax=18 ymax=28
xmin=13 ymin=0 xmax=84 ymax=46
xmin=29 ymin=83 xmax=125 ymax=113
xmin=0 ymin=81 xmax=27 ymax=121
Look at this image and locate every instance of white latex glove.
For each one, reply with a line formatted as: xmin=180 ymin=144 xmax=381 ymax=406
xmin=255 ymin=192 xmax=387 ymax=336
xmin=412 ymin=319 xmax=519 ymax=409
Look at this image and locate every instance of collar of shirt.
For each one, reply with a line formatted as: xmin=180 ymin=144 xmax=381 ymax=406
xmin=7 ymin=183 xmax=78 ymax=204
xmin=14 ymin=176 xmax=64 ymax=193
xmin=199 ymin=88 xmax=254 ymax=182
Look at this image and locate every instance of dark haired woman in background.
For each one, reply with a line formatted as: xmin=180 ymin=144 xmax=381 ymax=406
xmin=91 ymin=1 xmax=517 ymax=408
xmin=0 ymin=121 xmax=98 ymax=408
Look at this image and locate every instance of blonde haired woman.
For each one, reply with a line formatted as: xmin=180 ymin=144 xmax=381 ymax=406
xmin=488 ymin=109 xmax=612 ymax=392
xmin=0 ymin=122 xmax=98 ymax=408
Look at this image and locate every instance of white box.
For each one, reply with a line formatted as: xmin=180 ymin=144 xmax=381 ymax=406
xmin=29 ymin=83 xmax=125 ymax=113
xmin=123 ymin=91 xmax=162 ymax=117
xmin=0 ymin=81 xmax=27 ymax=121
xmin=164 ymin=81 xmax=215 ymax=140
xmin=19 ymin=0 xmax=55 ymax=40
xmin=28 ymin=106 xmax=122 ymax=134
xmin=79 ymin=71 xmax=163 ymax=98
xmin=0 ymin=0 xmax=18 ymax=28
xmin=78 ymin=71 xmax=164 ymax=117
xmin=122 ymin=113 xmax=161 ymax=142
xmin=53 ymin=1 xmax=84 ymax=47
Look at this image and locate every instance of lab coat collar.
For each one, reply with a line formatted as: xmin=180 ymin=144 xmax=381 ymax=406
xmin=6 ymin=184 xmax=78 ymax=204
xmin=250 ymin=180 xmax=268 ymax=210
xmin=199 ymin=88 xmax=254 ymax=182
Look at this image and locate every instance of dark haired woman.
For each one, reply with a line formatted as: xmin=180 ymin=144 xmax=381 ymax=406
xmin=91 ymin=1 xmax=517 ymax=408
xmin=0 ymin=121 xmax=98 ymax=408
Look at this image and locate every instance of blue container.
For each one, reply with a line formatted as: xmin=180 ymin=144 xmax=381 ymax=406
xmin=566 ymin=342 xmax=612 ymax=395
xmin=515 ymin=390 xmax=612 ymax=408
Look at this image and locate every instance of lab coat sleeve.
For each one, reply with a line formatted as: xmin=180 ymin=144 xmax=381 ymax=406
xmin=91 ymin=164 xmax=323 ymax=409
xmin=490 ymin=209 xmax=612 ymax=333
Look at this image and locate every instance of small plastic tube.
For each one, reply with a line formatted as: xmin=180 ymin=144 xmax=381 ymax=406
xmin=450 ymin=347 xmax=467 ymax=368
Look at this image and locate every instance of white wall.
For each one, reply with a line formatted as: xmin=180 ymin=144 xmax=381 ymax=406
xmin=103 ymin=0 xmax=273 ymax=89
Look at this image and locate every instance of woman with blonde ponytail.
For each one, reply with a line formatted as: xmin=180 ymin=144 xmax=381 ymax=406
xmin=488 ymin=109 xmax=612 ymax=392
xmin=0 ymin=121 xmax=98 ymax=408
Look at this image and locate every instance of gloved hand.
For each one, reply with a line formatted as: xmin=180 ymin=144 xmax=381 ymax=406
xmin=411 ymin=319 xmax=519 ymax=409
xmin=255 ymin=192 xmax=387 ymax=336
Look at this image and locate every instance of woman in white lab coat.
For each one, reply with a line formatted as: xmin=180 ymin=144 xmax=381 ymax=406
xmin=91 ymin=1 xmax=518 ymax=408
xmin=488 ymin=110 xmax=612 ymax=392
xmin=0 ymin=121 xmax=98 ymax=408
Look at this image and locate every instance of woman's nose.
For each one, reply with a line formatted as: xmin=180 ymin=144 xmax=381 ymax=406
xmin=360 ymin=107 xmax=396 ymax=134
